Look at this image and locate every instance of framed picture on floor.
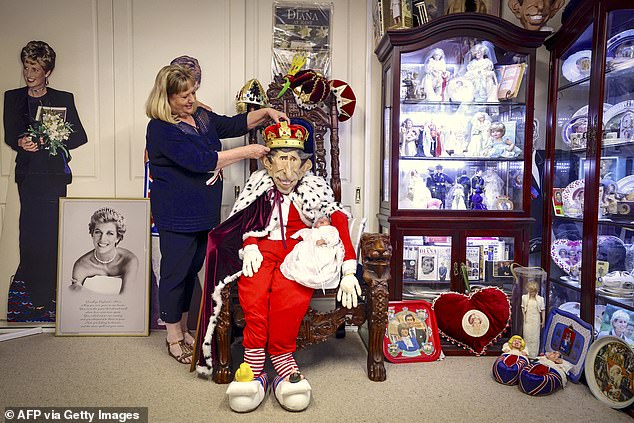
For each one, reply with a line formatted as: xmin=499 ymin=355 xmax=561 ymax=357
xmin=56 ymin=198 xmax=151 ymax=336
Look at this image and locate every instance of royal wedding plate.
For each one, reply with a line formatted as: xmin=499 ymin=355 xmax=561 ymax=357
xmin=603 ymin=101 xmax=634 ymax=141
xmin=585 ymin=336 xmax=634 ymax=408
xmin=562 ymin=179 xmax=584 ymax=217
xmin=616 ymin=175 xmax=634 ymax=195
xmin=561 ymin=116 xmax=588 ymax=148
xmin=550 ymin=239 xmax=582 ymax=275
xmin=562 ymin=50 xmax=592 ymax=83
xmin=607 ymin=29 xmax=634 ymax=60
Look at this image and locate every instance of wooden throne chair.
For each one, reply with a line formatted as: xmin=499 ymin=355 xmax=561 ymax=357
xmin=199 ymin=75 xmax=392 ymax=383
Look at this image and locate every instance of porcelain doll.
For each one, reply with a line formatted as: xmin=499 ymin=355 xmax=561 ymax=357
xmin=427 ymin=164 xmax=454 ymax=205
xmin=482 ymin=168 xmax=504 ymax=210
xmin=464 ymin=43 xmax=499 ymax=103
xmin=470 ymin=187 xmax=487 ymax=210
xmin=486 ymin=122 xmax=521 ymax=158
xmin=521 ymin=281 xmax=545 ymax=358
xmin=467 ymin=112 xmax=491 ymax=157
xmin=447 ymin=183 xmax=467 ymax=210
xmin=401 ymin=170 xmax=433 ymax=209
xmin=422 ymin=48 xmax=450 ymax=101
xmin=493 ymin=335 xmax=530 ymax=385
xmin=400 ymin=118 xmax=420 ymax=157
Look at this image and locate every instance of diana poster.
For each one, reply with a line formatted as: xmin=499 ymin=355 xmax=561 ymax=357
xmin=56 ymin=198 xmax=150 ymax=336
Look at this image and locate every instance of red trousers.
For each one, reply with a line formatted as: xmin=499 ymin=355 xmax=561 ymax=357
xmin=238 ymin=238 xmax=315 ymax=355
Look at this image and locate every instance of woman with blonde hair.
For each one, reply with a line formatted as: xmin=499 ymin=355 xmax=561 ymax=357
xmin=145 ymin=64 xmax=287 ymax=365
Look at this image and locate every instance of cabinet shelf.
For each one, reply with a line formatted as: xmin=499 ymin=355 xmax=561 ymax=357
xmin=557 ymin=61 xmax=634 ymax=93
xmin=399 ymin=156 xmax=524 ymax=162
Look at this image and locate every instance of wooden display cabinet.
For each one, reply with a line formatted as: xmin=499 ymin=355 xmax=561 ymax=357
xmin=375 ymin=14 xmax=547 ymax=354
xmin=543 ymin=0 xmax=634 ymax=339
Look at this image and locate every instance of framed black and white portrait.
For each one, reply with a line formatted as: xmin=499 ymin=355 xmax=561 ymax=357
xmin=56 ymin=198 xmax=151 ymax=336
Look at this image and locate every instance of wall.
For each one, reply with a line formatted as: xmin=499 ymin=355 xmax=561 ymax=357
xmin=0 ymin=0 xmax=368 ymax=322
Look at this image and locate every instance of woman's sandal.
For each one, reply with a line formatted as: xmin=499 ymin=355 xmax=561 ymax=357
xmin=166 ymin=339 xmax=193 ymax=364
xmin=182 ymin=330 xmax=195 ymax=349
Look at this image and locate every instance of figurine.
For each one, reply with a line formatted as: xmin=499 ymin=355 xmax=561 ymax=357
xmin=401 ymin=170 xmax=433 ymax=209
xmin=470 ymin=187 xmax=487 ymax=210
xmin=447 ymin=183 xmax=467 ymax=210
xmin=422 ymin=48 xmax=450 ymax=101
xmin=482 ymin=168 xmax=504 ymax=210
xmin=521 ymin=281 xmax=545 ymax=358
xmin=429 ymin=125 xmax=443 ymax=157
xmin=508 ymin=0 xmax=565 ymax=32
xmin=400 ymin=118 xmax=420 ymax=157
xmin=464 ymin=43 xmax=499 ymax=103
xmin=402 ymin=71 xmax=421 ymax=100
xmin=493 ymin=335 xmax=530 ymax=385
xmin=486 ymin=122 xmax=521 ymax=158
xmin=467 ymin=112 xmax=492 ymax=157
xmin=519 ymin=351 xmax=573 ymax=395
xmin=427 ymin=164 xmax=454 ymax=205
xmin=471 ymin=169 xmax=484 ymax=193
xmin=447 ymin=0 xmax=488 ymax=14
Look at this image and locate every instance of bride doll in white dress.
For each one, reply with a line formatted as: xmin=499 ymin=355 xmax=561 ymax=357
xmin=482 ymin=167 xmax=504 ymax=210
xmin=521 ymin=281 xmax=545 ymax=358
xmin=467 ymin=112 xmax=492 ymax=157
xmin=422 ymin=48 xmax=450 ymax=101
xmin=464 ymin=43 xmax=499 ymax=103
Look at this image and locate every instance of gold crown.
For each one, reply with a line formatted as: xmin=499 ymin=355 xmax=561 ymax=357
xmin=264 ymin=121 xmax=308 ymax=149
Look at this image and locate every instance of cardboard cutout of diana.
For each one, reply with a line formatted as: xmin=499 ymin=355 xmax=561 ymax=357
xmin=56 ymin=198 xmax=150 ymax=336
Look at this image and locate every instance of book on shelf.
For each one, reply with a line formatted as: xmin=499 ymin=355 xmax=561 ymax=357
xmin=417 ymin=246 xmax=438 ymax=281
xmin=403 ymin=259 xmax=418 ymax=280
xmin=466 ymin=246 xmax=481 ymax=281
xmin=495 ymin=63 xmax=526 ymax=100
xmin=436 ymin=246 xmax=451 ymax=282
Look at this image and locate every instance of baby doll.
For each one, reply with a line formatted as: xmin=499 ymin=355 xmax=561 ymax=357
xmin=280 ymin=215 xmax=345 ymax=292
xmin=521 ymin=281 xmax=545 ymax=358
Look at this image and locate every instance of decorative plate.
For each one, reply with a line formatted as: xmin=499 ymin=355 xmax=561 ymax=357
xmin=603 ymin=100 xmax=634 ymax=139
xmin=616 ymin=175 xmax=634 ymax=195
xmin=607 ymin=29 xmax=634 ymax=59
xmin=446 ymin=77 xmax=475 ymax=103
xmin=562 ymin=179 xmax=585 ymax=217
xmin=562 ymin=50 xmax=592 ymax=83
xmin=383 ymin=300 xmax=442 ymax=363
xmin=585 ymin=335 xmax=634 ymax=408
xmin=561 ymin=116 xmax=588 ymax=148
xmin=550 ymin=238 xmax=582 ymax=275
xmin=571 ymin=103 xmax=613 ymax=120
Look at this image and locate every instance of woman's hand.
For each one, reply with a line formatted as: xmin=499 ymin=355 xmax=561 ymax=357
xmin=18 ymin=135 xmax=39 ymax=152
xmin=265 ymin=107 xmax=288 ymax=124
xmin=243 ymin=144 xmax=270 ymax=159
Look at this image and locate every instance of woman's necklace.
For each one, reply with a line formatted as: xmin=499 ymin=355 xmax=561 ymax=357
xmin=28 ymin=86 xmax=46 ymax=96
xmin=94 ymin=248 xmax=117 ymax=264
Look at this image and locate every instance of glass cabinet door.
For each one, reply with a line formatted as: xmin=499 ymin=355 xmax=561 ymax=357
xmin=397 ymin=37 xmax=529 ymax=212
xmin=402 ymin=235 xmax=452 ymax=301
xmin=595 ymin=9 xmax=634 ymax=341
xmin=548 ymin=24 xmax=594 ymax=318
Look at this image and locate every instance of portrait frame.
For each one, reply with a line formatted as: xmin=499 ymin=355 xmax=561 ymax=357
xmin=56 ymin=198 xmax=151 ymax=336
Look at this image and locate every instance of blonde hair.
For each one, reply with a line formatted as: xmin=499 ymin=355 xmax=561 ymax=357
xmin=508 ymin=335 xmax=525 ymax=349
xmin=145 ymin=65 xmax=196 ymax=124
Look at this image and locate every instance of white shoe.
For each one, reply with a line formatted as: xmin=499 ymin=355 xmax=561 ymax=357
xmin=274 ymin=375 xmax=312 ymax=412
xmin=226 ymin=373 xmax=268 ymax=413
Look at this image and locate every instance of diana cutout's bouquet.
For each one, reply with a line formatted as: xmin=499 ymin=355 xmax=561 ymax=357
xmin=26 ymin=109 xmax=73 ymax=162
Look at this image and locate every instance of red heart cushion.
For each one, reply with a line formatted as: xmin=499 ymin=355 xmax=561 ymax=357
xmin=432 ymin=287 xmax=510 ymax=355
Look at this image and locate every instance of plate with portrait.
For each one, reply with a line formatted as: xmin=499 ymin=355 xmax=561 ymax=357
xmin=562 ymin=179 xmax=584 ymax=217
xmin=607 ymin=29 xmax=634 ymax=60
xmin=383 ymin=300 xmax=442 ymax=363
xmin=561 ymin=116 xmax=588 ymax=148
xmin=603 ymin=100 xmax=634 ymax=141
xmin=446 ymin=77 xmax=475 ymax=103
xmin=550 ymin=238 xmax=582 ymax=275
xmin=584 ymin=335 xmax=634 ymax=409
xmin=561 ymin=50 xmax=592 ymax=83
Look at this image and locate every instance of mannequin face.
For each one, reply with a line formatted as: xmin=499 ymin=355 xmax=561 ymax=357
xmin=262 ymin=149 xmax=312 ymax=194
xmin=509 ymin=0 xmax=564 ymax=31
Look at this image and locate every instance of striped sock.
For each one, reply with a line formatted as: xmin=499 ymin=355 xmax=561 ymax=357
xmin=271 ymin=352 xmax=299 ymax=379
xmin=244 ymin=347 xmax=266 ymax=377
